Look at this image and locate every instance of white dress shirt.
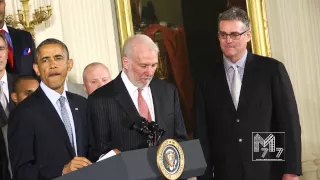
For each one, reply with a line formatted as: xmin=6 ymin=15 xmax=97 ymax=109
xmin=121 ymin=71 xmax=155 ymax=121
xmin=0 ymin=71 xmax=10 ymax=103
xmin=40 ymin=82 xmax=78 ymax=155
xmin=223 ymin=50 xmax=248 ymax=92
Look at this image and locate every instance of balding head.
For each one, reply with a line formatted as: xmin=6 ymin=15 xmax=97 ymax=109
xmin=122 ymin=34 xmax=159 ymax=88
xmin=122 ymin=34 xmax=159 ymax=59
xmin=83 ymin=62 xmax=111 ymax=95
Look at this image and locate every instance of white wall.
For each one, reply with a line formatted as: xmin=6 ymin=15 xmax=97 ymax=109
xmin=5 ymin=0 xmax=121 ymax=83
xmin=266 ymin=0 xmax=320 ymax=179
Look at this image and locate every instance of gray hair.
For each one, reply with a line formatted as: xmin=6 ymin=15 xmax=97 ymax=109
xmin=122 ymin=34 xmax=159 ymax=59
xmin=36 ymin=38 xmax=69 ymax=63
xmin=218 ymin=7 xmax=250 ymax=30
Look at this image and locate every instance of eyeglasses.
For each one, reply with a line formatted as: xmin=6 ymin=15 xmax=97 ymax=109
xmin=218 ymin=30 xmax=249 ymax=40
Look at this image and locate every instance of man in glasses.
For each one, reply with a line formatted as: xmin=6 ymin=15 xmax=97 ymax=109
xmin=195 ymin=7 xmax=301 ymax=180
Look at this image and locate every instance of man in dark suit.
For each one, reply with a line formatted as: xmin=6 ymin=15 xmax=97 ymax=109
xmin=8 ymin=38 xmax=94 ymax=180
xmin=87 ymin=34 xmax=188 ymax=155
xmin=0 ymin=32 xmax=16 ymax=180
xmin=0 ymin=0 xmax=36 ymax=76
xmin=195 ymin=7 xmax=301 ymax=180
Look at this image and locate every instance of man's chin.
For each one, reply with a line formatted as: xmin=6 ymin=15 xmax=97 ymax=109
xmin=45 ymin=81 xmax=64 ymax=91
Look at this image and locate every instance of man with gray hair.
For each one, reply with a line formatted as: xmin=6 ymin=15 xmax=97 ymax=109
xmin=194 ymin=7 xmax=301 ymax=180
xmin=87 ymin=34 xmax=188 ymax=155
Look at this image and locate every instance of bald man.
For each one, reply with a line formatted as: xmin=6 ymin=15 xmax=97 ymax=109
xmin=83 ymin=62 xmax=111 ymax=95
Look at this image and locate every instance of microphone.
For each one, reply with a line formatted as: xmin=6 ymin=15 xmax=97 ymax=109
xmin=140 ymin=117 xmax=166 ymax=146
xmin=121 ymin=117 xmax=152 ymax=135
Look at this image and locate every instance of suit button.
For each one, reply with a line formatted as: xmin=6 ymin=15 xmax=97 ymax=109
xmin=236 ymin=119 xmax=240 ymax=122
xmin=239 ymin=138 xmax=243 ymax=142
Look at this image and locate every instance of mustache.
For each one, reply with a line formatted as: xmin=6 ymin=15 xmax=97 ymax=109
xmin=141 ymin=76 xmax=153 ymax=80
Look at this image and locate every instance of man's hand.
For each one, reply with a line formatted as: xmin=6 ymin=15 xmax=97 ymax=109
xmin=113 ymin=149 xmax=121 ymax=154
xmin=62 ymin=157 xmax=92 ymax=175
xmin=282 ymin=174 xmax=299 ymax=180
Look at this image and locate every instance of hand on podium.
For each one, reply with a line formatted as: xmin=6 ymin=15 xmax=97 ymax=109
xmin=113 ymin=148 xmax=121 ymax=154
xmin=62 ymin=157 xmax=92 ymax=175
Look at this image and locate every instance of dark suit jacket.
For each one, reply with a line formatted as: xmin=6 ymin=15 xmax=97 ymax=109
xmin=7 ymin=26 xmax=36 ymax=76
xmin=0 ymin=73 xmax=16 ymax=127
xmin=87 ymin=73 xmax=188 ymax=155
xmin=195 ymin=52 xmax=302 ymax=180
xmin=8 ymin=87 xmax=94 ymax=180
xmin=0 ymin=73 xmax=15 ymax=180
xmin=0 ymin=129 xmax=10 ymax=180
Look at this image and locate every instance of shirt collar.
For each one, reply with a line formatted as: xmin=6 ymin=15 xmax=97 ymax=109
xmin=121 ymin=70 xmax=138 ymax=95
xmin=223 ymin=50 xmax=248 ymax=70
xmin=121 ymin=70 xmax=150 ymax=92
xmin=0 ymin=71 xmax=8 ymax=84
xmin=40 ymin=81 xmax=67 ymax=105
xmin=1 ymin=23 xmax=9 ymax=34
xmin=64 ymin=80 xmax=68 ymax=91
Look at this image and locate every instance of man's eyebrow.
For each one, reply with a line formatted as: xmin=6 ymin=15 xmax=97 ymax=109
xmin=54 ymin=54 xmax=64 ymax=58
xmin=40 ymin=56 xmax=50 ymax=61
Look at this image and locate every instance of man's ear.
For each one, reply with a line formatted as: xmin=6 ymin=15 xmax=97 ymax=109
xmin=33 ymin=63 xmax=40 ymax=76
xmin=11 ymin=92 xmax=18 ymax=104
xmin=123 ymin=57 xmax=129 ymax=70
xmin=246 ymin=30 xmax=251 ymax=42
xmin=67 ymin=59 xmax=74 ymax=72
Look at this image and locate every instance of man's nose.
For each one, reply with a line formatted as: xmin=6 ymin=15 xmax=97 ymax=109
xmin=146 ymin=66 xmax=154 ymax=76
xmin=226 ymin=35 xmax=233 ymax=43
xmin=49 ymin=58 xmax=57 ymax=68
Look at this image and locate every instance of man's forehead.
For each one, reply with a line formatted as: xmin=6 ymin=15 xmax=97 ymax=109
xmin=39 ymin=44 xmax=66 ymax=55
xmin=0 ymin=38 xmax=6 ymax=46
xmin=19 ymin=79 xmax=39 ymax=86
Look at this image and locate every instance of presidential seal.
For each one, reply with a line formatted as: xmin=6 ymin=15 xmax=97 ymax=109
xmin=157 ymin=139 xmax=185 ymax=180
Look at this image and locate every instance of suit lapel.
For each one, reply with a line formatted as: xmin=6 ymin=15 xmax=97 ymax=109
xmin=7 ymin=73 xmax=15 ymax=111
xmin=149 ymin=79 xmax=163 ymax=127
xmin=36 ymin=88 xmax=75 ymax=157
xmin=113 ymin=74 xmax=140 ymax=121
xmin=237 ymin=52 xmax=255 ymax=112
xmin=215 ymin=60 xmax=236 ymax=112
xmin=67 ymin=93 xmax=83 ymax=156
xmin=0 ymin=73 xmax=15 ymax=127
xmin=7 ymin=27 xmax=21 ymax=71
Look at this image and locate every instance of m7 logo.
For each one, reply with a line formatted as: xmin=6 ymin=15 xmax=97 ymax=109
xmin=252 ymin=132 xmax=285 ymax=161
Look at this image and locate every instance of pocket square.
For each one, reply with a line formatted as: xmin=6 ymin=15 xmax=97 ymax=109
xmin=23 ymin=48 xmax=31 ymax=56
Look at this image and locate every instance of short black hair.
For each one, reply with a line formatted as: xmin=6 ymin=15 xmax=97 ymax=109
xmin=35 ymin=38 xmax=69 ymax=63
xmin=13 ymin=75 xmax=38 ymax=92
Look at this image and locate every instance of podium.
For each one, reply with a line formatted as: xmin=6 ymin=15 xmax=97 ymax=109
xmin=54 ymin=139 xmax=207 ymax=180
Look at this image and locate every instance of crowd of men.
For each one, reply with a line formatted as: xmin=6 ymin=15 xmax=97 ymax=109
xmin=0 ymin=2 xmax=301 ymax=180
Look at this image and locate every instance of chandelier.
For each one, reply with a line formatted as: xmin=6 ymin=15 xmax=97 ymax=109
xmin=5 ymin=0 xmax=52 ymax=38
